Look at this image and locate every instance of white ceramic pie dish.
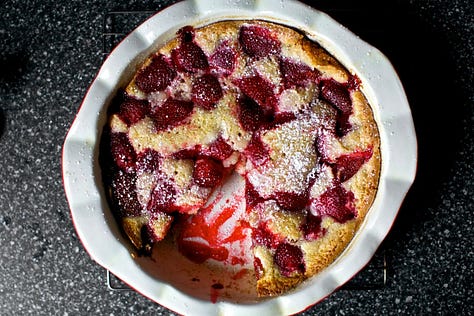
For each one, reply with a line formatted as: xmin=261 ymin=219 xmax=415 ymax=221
xmin=62 ymin=0 xmax=417 ymax=315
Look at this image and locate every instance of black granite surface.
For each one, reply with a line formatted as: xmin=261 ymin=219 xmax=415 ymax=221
xmin=0 ymin=0 xmax=473 ymax=315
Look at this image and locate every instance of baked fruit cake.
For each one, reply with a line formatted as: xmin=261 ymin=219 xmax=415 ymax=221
xmin=100 ymin=20 xmax=381 ymax=297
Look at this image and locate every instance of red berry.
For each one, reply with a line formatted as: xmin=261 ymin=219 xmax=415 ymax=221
xmin=206 ymin=137 xmax=234 ymax=160
xmin=274 ymin=243 xmax=305 ymax=276
xmin=111 ymin=170 xmax=141 ymax=217
xmin=135 ymin=54 xmax=177 ymax=93
xmin=280 ymin=58 xmax=319 ymax=88
xmin=320 ymin=79 xmax=352 ymax=115
xmin=237 ymin=96 xmax=267 ymax=132
xmin=311 ymin=183 xmax=357 ymax=223
xmin=118 ymin=97 xmax=149 ymax=126
xmin=273 ymin=191 xmax=308 ymax=212
xmin=331 ymin=148 xmax=373 ymax=182
xmin=209 ymin=42 xmax=237 ymax=76
xmin=245 ymin=179 xmax=264 ymax=209
xmin=150 ymin=98 xmax=194 ymax=131
xmin=135 ymin=148 xmax=161 ymax=173
xmin=171 ymin=41 xmax=209 ymax=73
xmin=192 ymin=157 xmax=223 ymax=188
xmin=245 ymin=134 xmax=270 ymax=167
xmin=147 ymin=177 xmax=176 ymax=214
xmin=252 ymin=223 xmax=280 ymax=248
xmin=301 ymin=214 xmax=325 ymax=241
xmin=110 ymin=132 xmax=136 ymax=171
xmin=171 ymin=145 xmax=201 ymax=160
xmin=191 ymin=74 xmax=223 ymax=110
xmin=235 ymin=74 xmax=276 ymax=113
xmin=239 ymin=25 xmax=281 ymax=58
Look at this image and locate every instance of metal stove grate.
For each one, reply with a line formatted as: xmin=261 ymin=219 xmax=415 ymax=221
xmin=102 ymin=10 xmax=390 ymax=292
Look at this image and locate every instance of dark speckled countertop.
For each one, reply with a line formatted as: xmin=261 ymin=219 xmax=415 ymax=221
xmin=0 ymin=0 xmax=472 ymax=315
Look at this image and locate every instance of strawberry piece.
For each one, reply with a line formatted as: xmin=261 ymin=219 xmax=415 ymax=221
xmin=331 ymin=148 xmax=373 ymax=182
xmin=320 ymin=79 xmax=353 ymax=136
xmin=206 ymin=136 xmax=234 ymax=160
xmin=274 ymin=243 xmax=305 ymax=277
xmin=135 ymin=148 xmax=161 ymax=173
xmin=280 ymin=58 xmax=319 ymax=88
xmin=147 ymin=177 xmax=176 ymax=214
xmin=118 ymin=97 xmax=150 ymax=126
xmin=254 ymin=257 xmax=264 ymax=279
xmin=245 ymin=179 xmax=264 ymax=209
xmin=111 ymin=170 xmax=141 ymax=217
xmin=336 ymin=112 xmax=352 ymax=137
xmin=171 ymin=41 xmax=209 ymax=73
xmin=252 ymin=223 xmax=280 ymax=249
xmin=245 ymin=134 xmax=270 ymax=167
xmin=172 ymin=145 xmax=201 ymax=160
xmin=273 ymin=191 xmax=308 ymax=212
xmin=110 ymin=132 xmax=136 ymax=171
xmin=237 ymin=96 xmax=267 ymax=132
xmin=135 ymin=54 xmax=177 ymax=93
xmin=239 ymin=25 xmax=281 ymax=58
xmin=150 ymin=98 xmax=194 ymax=131
xmin=311 ymin=183 xmax=357 ymax=223
xmin=191 ymin=74 xmax=223 ymax=110
xmin=301 ymin=213 xmax=325 ymax=241
xmin=235 ymin=74 xmax=276 ymax=113
xmin=320 ymin=79 xmax=352 ymax=114
xmin=209 ymin=42 xmax=237 ymax=76
xmin=192 ymin=157 xmax=223 ymax=188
